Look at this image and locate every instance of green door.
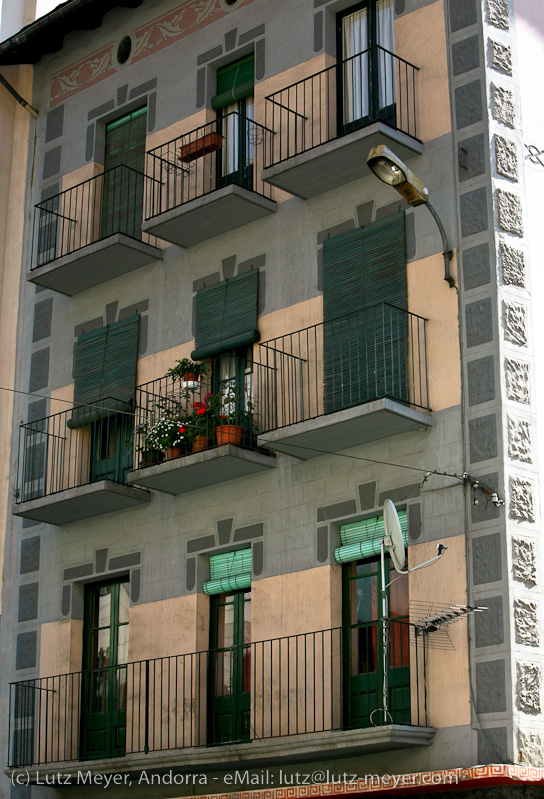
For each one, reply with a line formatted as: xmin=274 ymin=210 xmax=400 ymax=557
xmin=214 ymin=55 xmax=255 ymax=190
xmin=89 ymin=413 xmax=133 ymax=484
xmin=322 ymin=213 xmax=407 ymax=413
xmin=209 ymin=590 xmax=251 ymax=744
xmin=343 ymin=557 xmax=410 ymax=727
xmin=337 ymin=0 xmax=396 ymax=135
xmin=102 ymin=107 xmax=147 ymax=239
xmin=81 ymin=580 xmax=129 ymax=759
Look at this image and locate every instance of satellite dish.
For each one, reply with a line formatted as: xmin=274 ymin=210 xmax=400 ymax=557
xmin=383 ymin=498 xmax=406 ymax=573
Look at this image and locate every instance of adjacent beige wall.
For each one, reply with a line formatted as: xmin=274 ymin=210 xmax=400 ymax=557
xmin=0 ymin=64 xmax=33 ymax=616
xmin=395 ymin=0 xmax=451 ymax=142
xmin=128 ymin=592 xmax=209 ymax=661
xmin=39 ymin=619 xmax=84 ymax=677
xmin=409 ymin=534 xmax=471 ymax=728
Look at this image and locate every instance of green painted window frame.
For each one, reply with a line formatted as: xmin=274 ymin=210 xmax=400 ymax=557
xmin=335 ymin=509 xmax=408 ymax=563
xmin=204 ymin=548 xmax=252 ymax=595
xmin=212 ymin=54 xmax=255 ymax=110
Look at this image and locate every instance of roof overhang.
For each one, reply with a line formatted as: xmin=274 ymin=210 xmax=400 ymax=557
xmin=0 ymin=0 xmax=144 ymax=65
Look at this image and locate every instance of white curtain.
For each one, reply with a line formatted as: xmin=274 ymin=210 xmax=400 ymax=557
xmin=377 ymin=0 xmax=395 ymax=109
xmin=222 ymin=101 xmax=240 ymax=177
xmin=342 ymin=8 xmax=368 ymax=124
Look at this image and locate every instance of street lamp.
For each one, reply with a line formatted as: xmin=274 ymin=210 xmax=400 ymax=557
xmin=367 ymin=145 xmax=455 ymax=288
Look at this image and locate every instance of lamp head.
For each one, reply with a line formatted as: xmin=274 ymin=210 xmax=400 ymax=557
xmin=367 ymin=145 xmax=430 ymax=207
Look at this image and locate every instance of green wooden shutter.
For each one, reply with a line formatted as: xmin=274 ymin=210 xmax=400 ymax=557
xmin=335 ymin=510 xmax=408 ymax=564
xmin=191 ymin=270 xmax=259 ymax=360
xmin=212 ymin=55 xmax=255 ymax=110
xmin=70 ymin=316 xmax=140 ymax=426
xmin=322 ymin=213 xmax=407 ymax=411
xmin=203 ymin=548 xmax=252 ymax=595
xmin=102 ymin=107 xmax=147 ymax=239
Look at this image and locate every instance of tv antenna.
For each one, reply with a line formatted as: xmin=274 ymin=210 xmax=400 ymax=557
xmin=375 ymin=499 xmax=448 ymax=725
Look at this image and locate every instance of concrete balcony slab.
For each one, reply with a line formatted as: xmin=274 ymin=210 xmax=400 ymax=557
xmin=258 ymin=398 xmax=431 ymax=459
xmin=261 ymin=123 xmax=423 ymax=199
xmin=142 ymin=184 xmax=276 ymax=248
xmin=28 ymin=234 xmax=162 ymax=296
xmin=9 ymin=725 xmax=435 ymax=783
xmin=128 ymin=444 xmax=276 ymax=495
xmin=12 ymin=481 xmax=151 ymax=526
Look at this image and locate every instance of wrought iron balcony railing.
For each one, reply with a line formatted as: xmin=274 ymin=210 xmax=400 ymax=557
xmin=145 ymin=111 xmax=273 ymax=219
xmin=132 ymin=354 xmax=261 ymax=466
xmin=257 ymin=304 xmax=429 ymax=433
xmin=31 ymin=165 xmax=158 ymax=268
xmin=264 ymin=47 xmax=418 ymax=168
xmin=14 ymin=401 xmax=134 ymax=504
xmin=8 ymin=620 xmax=426 ymax=767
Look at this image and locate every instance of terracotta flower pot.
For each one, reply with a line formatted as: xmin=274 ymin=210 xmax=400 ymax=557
xmin=192 ymin=434 xmax=210 ymax=452
xmin=215 ymin=424 xmax=243 ymax=446
xmin=181 ymin=372 xmax=199 ymax=389
xmin=165 ymin=446 xmax=183 ymax=460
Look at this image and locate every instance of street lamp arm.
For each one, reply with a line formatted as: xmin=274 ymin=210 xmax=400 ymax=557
xmin=425 ymin=202 xmax=456 ymax=288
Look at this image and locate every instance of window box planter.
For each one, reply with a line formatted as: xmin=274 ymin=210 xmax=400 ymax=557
xmin=179 ymin=133 xmax=223 ymax=163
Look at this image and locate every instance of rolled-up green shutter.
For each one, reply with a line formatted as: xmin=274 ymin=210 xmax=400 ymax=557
xmin=191 ymin=270 xmax=259 ymax=359
xmin=203 ymin=548 xmax=252 ymax=595
xmin=335 ymin=510 xmax=408 ymax=564
xmin=70 ymin=315 xmax=139 ymax=426
xmin=211 ymin=55 xmax=255 ymax=110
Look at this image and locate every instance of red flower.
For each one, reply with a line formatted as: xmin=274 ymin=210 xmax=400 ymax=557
xmin=178 ymin=426 xmax=187 ymax=433
xmin=205 ymin=392 xmax=213 ymax=399
xmin=193 ymin=401 xmax=203 ymax=409
xmin=197 ymin=408 xmax=206 ymax=416
xmin=221 ymin=414 xmax=227 ymax=419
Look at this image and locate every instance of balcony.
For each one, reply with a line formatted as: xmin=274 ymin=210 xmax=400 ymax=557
xmin=143 ymin=112 xmax=276 ymax=248
xmin=262 ymin=47 xmax=422 ymax=199
xmin=127 ymin=355 xmax=276 ymax=495
xmin=256 ymin=304 xmax=431 ymax=459
xmin=29 ymin=165 xmax=162 ymax=295
xmin=12 ymin=404 xmax=150 ymax=526
xmin=8 ymin=621 xmax=433 ymax=774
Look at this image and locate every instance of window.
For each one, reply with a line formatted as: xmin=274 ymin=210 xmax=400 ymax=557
xmin=339 ymin=511 xmax=410 ymax=727
xmin=212 ymin=54 xmax=255 ymax=189
xmin=322 ymin=211 xmax=407 ymax=412
xmin=102 ymin=106 xmax=147 ymax=239
xmin=337 ymin=0 xmax=395 ymax=133
xmin=206 ymin=549 xmax=252 ymax=744
xmin=70 ymin=315 xmax=140 ymax=484
xmin=81 ymin=579 xmax=130 ymax=759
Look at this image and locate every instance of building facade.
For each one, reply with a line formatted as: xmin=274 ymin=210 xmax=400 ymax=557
xmin=0 ymin=0 xmax=543 ymax=797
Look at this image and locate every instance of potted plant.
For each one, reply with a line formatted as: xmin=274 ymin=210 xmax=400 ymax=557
xmin=211 ymin=386 xmax=256 ymax=447
xmin=188 ymin=394 xmax=214 ymax=452
xmin=165 ymin=358 xmax=207 ymax=387
xmin=144 ymin=414 xmax=191 ymax=460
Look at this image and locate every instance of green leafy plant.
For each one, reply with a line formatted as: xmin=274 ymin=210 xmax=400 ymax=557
xmin=141 ymin=415 xmax=190 ymax=449
xmin=165 ymin=358 xmax=207 ymax=382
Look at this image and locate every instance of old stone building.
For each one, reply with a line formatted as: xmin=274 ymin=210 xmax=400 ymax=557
xmin=0 ymin=0 xmax=543 ymax=798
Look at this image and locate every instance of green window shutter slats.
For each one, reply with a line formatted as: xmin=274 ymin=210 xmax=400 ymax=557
xmin=335 ymin=510 xmax=408 ymax=564
xmin=361 ymin=211 xmax=407 ymax=311
xmin=204 ymin=548 xmax=252 ymax=595
xmin=70 ymin=315 xmax=139 ymax=426
xmin=212 ymin=54 xmax=255 ymax=110
xmin=191 ymin=270 xmax=259 ymax=360
xmin=104 ymin=107 xmax=147 ymax=173
xmin=103 ymin=107 xmax=147 ymax=239
xmin=322 ymin=213 xmax=407 ymax=411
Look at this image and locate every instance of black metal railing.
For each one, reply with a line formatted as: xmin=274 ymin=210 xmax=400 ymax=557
xmin=133 ymin=354 xmax=261 ymax=467
xmin=264 ymin=47 xmax=418 ymax=168
xmin=257 ymin=304 xmax=429 ymax=433
xmin=8 ymin=620 xmax=426 ymax=767
xmin=145 ymin=112 xmax=273 ymax=219
xmin=31 ymin=165 xmax=158 ymax=269
xmin=14 ymin=401 xmax=134 ymax=503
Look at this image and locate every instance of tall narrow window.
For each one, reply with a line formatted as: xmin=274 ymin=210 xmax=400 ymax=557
xmin=212 ymin=55 xmax=255 ymax=189
xmin=81 ymin=579 xmax=130 ymax=759
xmin=102 ymin=106 xmax=147 ymax=239
xmin=337 ymin=1 xmax=395 ymax=133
